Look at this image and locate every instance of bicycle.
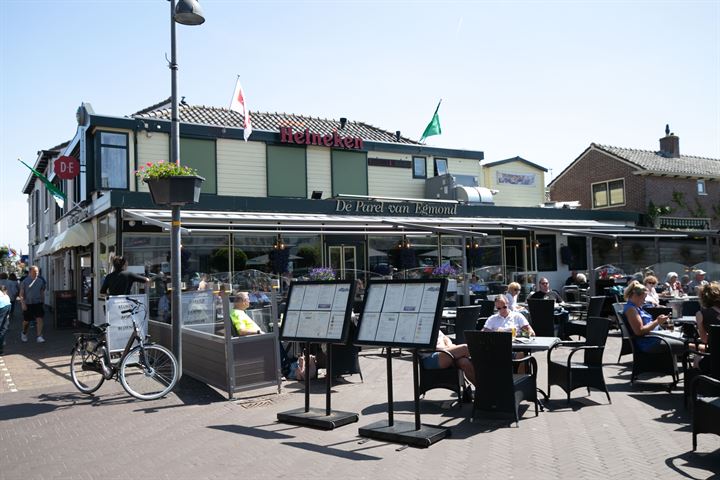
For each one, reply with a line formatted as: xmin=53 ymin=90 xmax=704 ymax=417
xmin=70 ymin=297 xmax=179 ymax=400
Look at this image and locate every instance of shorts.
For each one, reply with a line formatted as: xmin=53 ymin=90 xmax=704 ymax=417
xmin=23 ymin=303 xmax=44 ymax=321
xmin=422 ymin=352 xmax=442 ymax=369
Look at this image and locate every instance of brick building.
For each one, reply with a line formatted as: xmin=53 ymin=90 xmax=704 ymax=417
xmin=549 ymin=126 xmax=720 ymax=231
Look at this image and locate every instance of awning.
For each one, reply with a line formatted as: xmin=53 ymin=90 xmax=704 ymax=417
xmin=39 ymin=222 xmax=94 ymax=256
xmin=35 ymin=240 xmax=52 ymax=256
xmin=124 ymin=209 xmax=639 ymax=236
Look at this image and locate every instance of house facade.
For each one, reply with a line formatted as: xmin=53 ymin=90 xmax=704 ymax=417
xmin=548 ymin=127 xmax=719 ymax=276
xmin=24 ymin=100 xmax=645 ymax=326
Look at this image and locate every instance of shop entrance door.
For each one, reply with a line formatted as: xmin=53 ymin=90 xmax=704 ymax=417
xmin=328 ymin=245 xmax=357 ymax=281
xmin=504 ymin=237 xmax=527 ymax=280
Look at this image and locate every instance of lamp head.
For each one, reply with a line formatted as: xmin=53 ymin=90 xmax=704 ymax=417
xmin=174 ymin=0 xmax=205 ymax=25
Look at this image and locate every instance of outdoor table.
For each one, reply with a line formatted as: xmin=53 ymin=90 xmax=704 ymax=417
xmin=512 ymin=336 xmax=560 ymax=409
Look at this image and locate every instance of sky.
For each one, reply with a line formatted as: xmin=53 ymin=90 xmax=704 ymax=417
xmin=1 ymin=0 xmax=719 ymax=254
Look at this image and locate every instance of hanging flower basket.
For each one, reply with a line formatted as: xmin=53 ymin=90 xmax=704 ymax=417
xmin=135 ymin=161 xmax=204 ymax=206
xmin=144 ymin=176 xmax=204 ymax=206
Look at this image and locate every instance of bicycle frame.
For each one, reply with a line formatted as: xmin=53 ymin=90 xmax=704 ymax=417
xmin=99 ymin=306 xmax=149 ymax=379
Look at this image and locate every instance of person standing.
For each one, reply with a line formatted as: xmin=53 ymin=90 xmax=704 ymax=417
xmin=0 ymin=272 xmax=20 ymax=318
xmin=19 ymin=265 xmax=47 ymax=343
xmin=0 ymin=286 xmax=11 ymax=354
xmin=100 ymin=256 xmax=150 ymax=296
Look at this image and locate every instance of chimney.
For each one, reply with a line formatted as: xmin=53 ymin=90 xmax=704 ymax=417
xmin=339 ymin=117 xmax=347 ymax=129
xmin=395 ymin=130 xmax=401 ymax=142
xmin=659 ymin=125 xmax=680 ymax=158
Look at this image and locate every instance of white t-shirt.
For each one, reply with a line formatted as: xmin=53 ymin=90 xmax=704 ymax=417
xmin=483 ymin=310 xmax=529 ymax=331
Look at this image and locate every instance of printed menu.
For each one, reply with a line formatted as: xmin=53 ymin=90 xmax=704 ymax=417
xmin=356 ymin=281 xmax=445 ymax=347
xmin=280 ymin=282 xmax=354 ymax=342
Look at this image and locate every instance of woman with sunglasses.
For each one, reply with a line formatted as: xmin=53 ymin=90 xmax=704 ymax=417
xmin=623 ymin=280 xmax=685 ymax=355
xmin=643 ymin=275 xmax=661 ymax=306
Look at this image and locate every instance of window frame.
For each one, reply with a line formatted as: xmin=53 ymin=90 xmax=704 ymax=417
xmin=412 ymin=156 xmax=427 ymax=179
xmin=96 ymin=131 xmax=129 ymax=191
xmin=697 ymin=179 xmax=707 ymax=195
xmin=591 ymin=178 xmax=625 ymax=209
xmin=434 ymin=157 xmax=448 ymax=176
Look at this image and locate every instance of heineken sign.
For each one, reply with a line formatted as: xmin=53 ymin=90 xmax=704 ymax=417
xmin=335 ymin=199 xmax=458 ymax=216
xmin=280 ymin=126 xmax=364 ymax=150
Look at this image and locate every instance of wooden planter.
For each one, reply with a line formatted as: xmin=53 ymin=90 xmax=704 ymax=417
xmin=145 ymin=175 xmax=204 ymax=206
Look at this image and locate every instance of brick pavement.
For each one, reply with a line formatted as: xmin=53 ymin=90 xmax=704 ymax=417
xmin=0 ymin=312 xmax=718 ymax=480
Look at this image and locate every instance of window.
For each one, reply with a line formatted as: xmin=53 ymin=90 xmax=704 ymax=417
xmin=566 ymin=236 xmax=587 ymax=270
xmin=98 ymin=132 xmax=128 ymax=189
xmin=535 ymin=235 xmax=557 ymax=271
xmin=434 ymin=157 xmax=448 ymax=176
xmin=412 ymin=156 xmax=426 ymax=179
xmin=698 ymin=179 xmax=706 ymax=195
xmin=591 ymin=179 xmax=625 ymax=208
xmin=332 ymin=150 xmax=368 ymax=196
xmin=180 ymin=137 xmax=217 ymax=194
xmin=267 ymin=145 xmax=306 ymax=197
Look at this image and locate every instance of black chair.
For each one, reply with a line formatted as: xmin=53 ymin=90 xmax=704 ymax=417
xmin=465 ymin=330 xmax=539 ymax=426
xmin=454 ymin=305 xmax=482 ymax=345
xmin=613 ymin=302 xmax=633 ymax=364
xmin=562 ymin=285 xmax=579 ymax=302
xmin=682 ymin=300 xmax=701 ymax=317
xmin=547 ymin=317 xmax=612 ymax=404
xmin=566 ymin=296 xmax=605 ymax=339
xmin=527 ymin=299 xmax=557 ymax=337
xmin=477 ymin=300 xmax=495 ymax=319
xmin=684 ymin=324 xmax=719 ymax=407
xmin=691 ymin=375 xmax=720 ymax=451
xmin=417 ymin=350 xmax=466 ymax=402
xmin=619 ymin=306 xmax=679 ymax=388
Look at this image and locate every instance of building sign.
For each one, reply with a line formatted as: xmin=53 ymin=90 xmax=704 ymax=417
xmin=496 ymin=170 xmax=536 ymax=186
xmin=280 ymin=126 xmax=364 ymax=150
xmin=335 ymin=199 xmax=458 ymax=216
xmin=54 ymin=156 xmax=80 ymax=180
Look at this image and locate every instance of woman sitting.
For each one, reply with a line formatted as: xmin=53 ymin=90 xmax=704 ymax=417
xmin=661 ymin=272 xmax=685 ymax=298
xmin=419 ymin=329 xmax=475 ymax=387
xmin=643 ymin=275 xmax=661 ymax=306
xmin=504 ymin=282 xmax=527 ymax=314
xmin=694 ymin=282 xmax=720 ymax=371
xmin=623 ymin=280 xmax=684 ymax=355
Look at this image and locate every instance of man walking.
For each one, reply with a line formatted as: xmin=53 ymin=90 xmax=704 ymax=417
xmin=19 ymin=265 xmax=47 ymax=343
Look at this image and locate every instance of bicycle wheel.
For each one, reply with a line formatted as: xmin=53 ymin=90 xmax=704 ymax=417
xmin=70 ymin=344 xmax=105 ymax=394
xmin=119 ymin=344 xmax=178 ymax=400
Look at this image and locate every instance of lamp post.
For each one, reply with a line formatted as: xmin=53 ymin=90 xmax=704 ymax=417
xmin=169 ymin=0 xmax=204 ymax=378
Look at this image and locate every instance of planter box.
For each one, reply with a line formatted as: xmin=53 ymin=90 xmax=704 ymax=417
xmin=145 ymin=175 xmax=204 ymax=206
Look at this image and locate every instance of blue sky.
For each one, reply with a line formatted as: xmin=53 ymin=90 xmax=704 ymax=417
xmin=1 ymin=0 xmax=719 ymax=253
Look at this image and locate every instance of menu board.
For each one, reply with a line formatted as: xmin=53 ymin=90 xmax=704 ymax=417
xmin=280 ymin=281 xmax=355 ymax=343
xmin=105 ymin=294 xmax=149 ymax=352
xmin=355 ymin=279 xmax=446 ymax=348
xmin=54 ymin=290 xmax=77 ymax=329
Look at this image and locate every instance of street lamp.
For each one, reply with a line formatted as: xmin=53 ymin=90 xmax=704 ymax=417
xmin=170 ymin=0 xmax=204 ymax=378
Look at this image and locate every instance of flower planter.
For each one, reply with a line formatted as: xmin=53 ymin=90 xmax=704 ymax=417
xmin=145 ymin=175 xmax=204 ymax=206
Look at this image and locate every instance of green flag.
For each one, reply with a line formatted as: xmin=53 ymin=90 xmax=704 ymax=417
xmin=420 ymin=100 xmax=442 ymax=142
xmin=19 ymin=159 xmax=66 ymax=208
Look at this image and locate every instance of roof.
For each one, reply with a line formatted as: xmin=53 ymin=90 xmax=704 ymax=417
xmin=593 ymin=144 xmax=720 ymax=177
xmin=21 ymin=141 xmax=70 ymax=195
xmin=549 ymin=142 xmax=720 ymax=188
xmin=132 ymin=99 xmax=422 ymax=145
xmin=483 ymin=156 xmax=548 ymax=172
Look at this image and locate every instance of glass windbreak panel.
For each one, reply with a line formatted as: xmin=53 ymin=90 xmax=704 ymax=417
xmin=180 ymin=137 xmax=216 ymax=194
xmin=267 ymin=145 xmax=306 ymax=197
xmin=592 ymin=183 xmax=608 ymax=208
xmin=285 ymin=235 xmax=321 ymax=279
xmin=395 ymin=234 xmax=437 ymax=279
xmin=440 ymin=235 xmax=463 ymax=273
xmin=329 ymin=246 xmax=342 ymax=273
xmin=412 ymin=156 xmax=426 ymax=178
xmin=332 ymin=150 xmax=368 ymax=196
xmin=609 ymin=180 xmax=624 ymax=205
xmin=368 ymin=236 xmax=401 ymax=276
xmin=536 ymin=234 xmax=558 ymax=271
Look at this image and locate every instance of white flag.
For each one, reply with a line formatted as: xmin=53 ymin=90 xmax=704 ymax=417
xmin=230 ymin=77 xmax=252 ymax=141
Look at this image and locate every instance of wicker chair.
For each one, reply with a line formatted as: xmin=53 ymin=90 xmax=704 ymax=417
xmin=547 ymin=317 xmax=611 ymax=404
xmin=691 ymin=375 xmax=720 ymax=451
